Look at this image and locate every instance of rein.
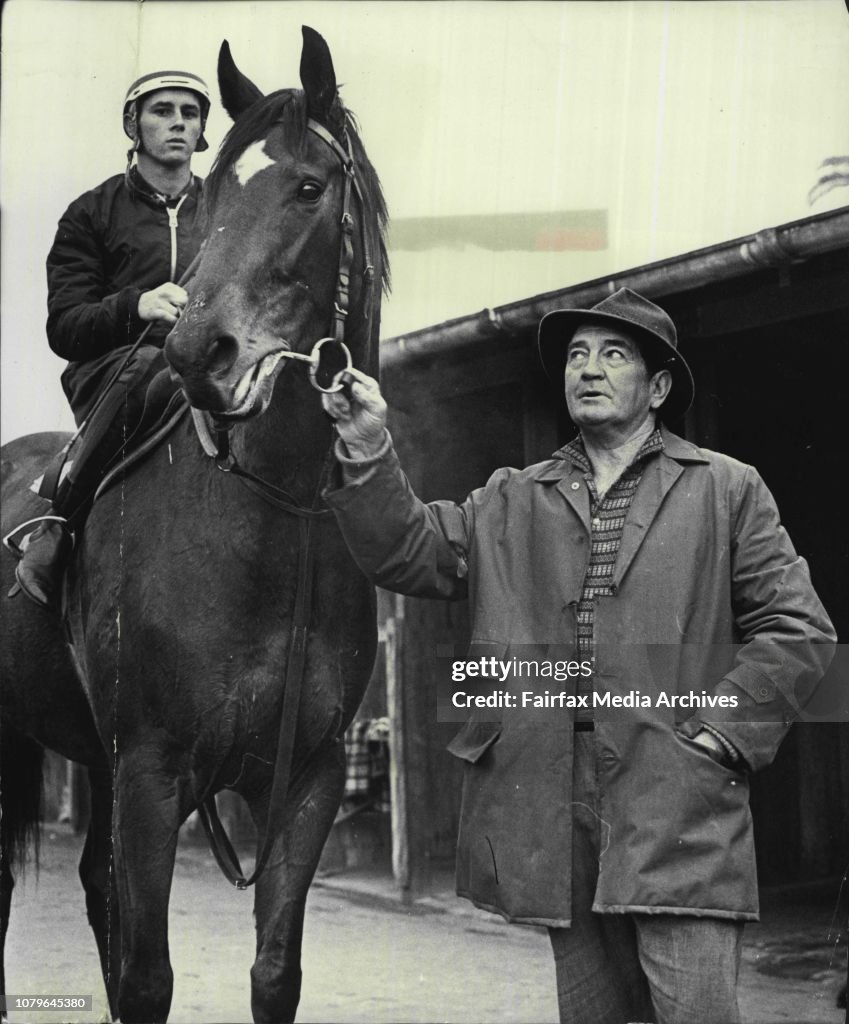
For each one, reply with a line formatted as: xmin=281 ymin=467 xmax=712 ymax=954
xmin=195 ymin=115 xmax=368 ymax=890
xmin=191 ymin=408 xmax=333 ymax=520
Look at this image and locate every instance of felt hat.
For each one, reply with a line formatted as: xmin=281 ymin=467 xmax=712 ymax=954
xmin=537 ymin=287 xmax=694 ymax=421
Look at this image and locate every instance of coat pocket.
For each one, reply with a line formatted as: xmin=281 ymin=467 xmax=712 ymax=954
xmin=673 ymin=728 xmax=745 ymax=775
xmin=595 ymin=726 xmax=756 ymax=917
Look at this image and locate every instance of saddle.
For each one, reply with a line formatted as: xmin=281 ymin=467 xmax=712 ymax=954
xmin=38 ymin=378 xmax=190 ymax=510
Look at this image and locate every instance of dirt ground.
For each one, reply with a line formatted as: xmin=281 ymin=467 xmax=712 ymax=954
xmin=3 ymin=825 xmax=846 ymax=1024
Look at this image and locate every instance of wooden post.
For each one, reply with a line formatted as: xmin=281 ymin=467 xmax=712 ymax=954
xmin=384 ymin=591 xmax=410 ymax=893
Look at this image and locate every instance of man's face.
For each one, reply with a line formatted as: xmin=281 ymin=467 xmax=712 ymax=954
xmin=563 ymin=323 xmax=670 ymax=437
xmin=137 ymin=89 xmax=203 ymax=167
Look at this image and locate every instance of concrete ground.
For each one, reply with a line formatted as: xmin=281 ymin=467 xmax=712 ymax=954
xmin=3 ymin=824 xmax=846 ymax=1024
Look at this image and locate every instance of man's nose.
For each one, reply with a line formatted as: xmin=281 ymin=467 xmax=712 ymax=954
xmin=580 ymin=355 xmax=604 ymax=378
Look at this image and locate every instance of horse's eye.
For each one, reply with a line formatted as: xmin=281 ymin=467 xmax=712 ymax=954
xmin=298 ymin=180 xmax=324 ymax=202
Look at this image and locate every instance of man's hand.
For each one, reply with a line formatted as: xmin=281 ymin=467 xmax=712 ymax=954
xmin=321 ymin=368 xmax=387 ymax=459
xmin=691 ymin=729 xmax=730 ymax=765
xmin=138 ymin=282 xmax=188 ymax=324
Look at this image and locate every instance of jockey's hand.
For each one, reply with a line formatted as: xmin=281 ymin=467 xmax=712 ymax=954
xmin=322 ymin=368 xmax=387 ymax=459
xmin=137 ymin=283 xmax=188 ymax=324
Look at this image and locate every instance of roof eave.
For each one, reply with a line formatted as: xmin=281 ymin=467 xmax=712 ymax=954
xmin=381 ymin=204 xmax=849 ymax=369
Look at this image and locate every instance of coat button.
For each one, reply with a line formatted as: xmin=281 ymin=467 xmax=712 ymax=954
xmin=571 ymin=481 xmax=580 ymax=490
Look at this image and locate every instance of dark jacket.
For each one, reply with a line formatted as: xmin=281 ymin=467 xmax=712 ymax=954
xmin=325 ymin=428 xmax=836 ymax=926
xmin=47 ymin=168 xmax=204 ymax=416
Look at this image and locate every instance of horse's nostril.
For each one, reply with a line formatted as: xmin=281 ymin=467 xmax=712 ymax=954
xmin=208 ymin=335 xmax=239 ymax=377
xmin=165 ymin=329 xmax=240 ymax=384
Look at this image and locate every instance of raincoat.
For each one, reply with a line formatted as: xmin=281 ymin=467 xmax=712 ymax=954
xmin=325 ymin=427 xmax=835 ymax=926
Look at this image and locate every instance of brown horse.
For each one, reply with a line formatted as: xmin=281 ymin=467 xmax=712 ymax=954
xmin=0 ymin=27 xmax=388 ymax=1023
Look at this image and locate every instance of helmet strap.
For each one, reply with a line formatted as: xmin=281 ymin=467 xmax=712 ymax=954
xmin=124 ymin=113 xmax=141 ymax=185
xmin=123 ymin=101 xmax=144 ymax=163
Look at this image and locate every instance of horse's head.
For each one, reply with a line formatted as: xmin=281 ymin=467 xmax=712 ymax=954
xmin=166 ymin=27 xmax=388 ymax=420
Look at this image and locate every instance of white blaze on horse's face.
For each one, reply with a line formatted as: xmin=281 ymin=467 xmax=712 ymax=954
xmin=233 ymin=140 xmax=277 ymax=186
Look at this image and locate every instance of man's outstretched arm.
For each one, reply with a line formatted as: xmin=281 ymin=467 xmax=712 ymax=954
xmin=322 ymin=369 xmax=472 ymax=600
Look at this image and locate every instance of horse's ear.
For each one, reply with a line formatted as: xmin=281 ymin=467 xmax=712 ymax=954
xmin=218 ymin=40 xmax=264 ymax=120
xmin=300 ymin=26 xmax=342 ymax=130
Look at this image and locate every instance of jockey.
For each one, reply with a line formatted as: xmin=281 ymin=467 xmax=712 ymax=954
xmin=13 ymin=71 xmax=211 ymax=609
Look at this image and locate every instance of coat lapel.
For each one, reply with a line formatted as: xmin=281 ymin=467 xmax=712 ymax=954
xmin=613 ymin=452 xmax=683 ymax=587
xmin=549 ymin=463 xmax=592 ymax=535
xmin=536 ymin=430 xmax=707 ymax=585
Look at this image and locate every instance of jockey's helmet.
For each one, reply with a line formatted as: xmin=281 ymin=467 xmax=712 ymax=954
xmin=123 ymin=71 xmax=211 ymax=153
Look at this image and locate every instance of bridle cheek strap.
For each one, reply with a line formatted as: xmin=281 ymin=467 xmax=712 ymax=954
xmin=306 ymin=118 xmax=371 ymax=345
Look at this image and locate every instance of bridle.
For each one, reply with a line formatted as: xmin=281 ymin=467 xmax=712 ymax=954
xmin=198 ymin=115 xmax=371 ymax=467
xmin=263 ymin=116 xmax=374 ymax=395
xmin=196 ymin=114 xmax=372 ymax=470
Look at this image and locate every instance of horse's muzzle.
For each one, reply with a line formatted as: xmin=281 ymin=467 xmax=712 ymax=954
xmin=164 ymin=319 xmax=250 ymax=413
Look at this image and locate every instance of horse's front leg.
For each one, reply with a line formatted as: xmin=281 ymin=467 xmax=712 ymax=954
xmin=247 ymin=737 xmax=347 ymax=1024
xmin=111 ymin=746 xmax=182 ymax=1024
xmin=78 ymin=766 xmax=121 ymax=1020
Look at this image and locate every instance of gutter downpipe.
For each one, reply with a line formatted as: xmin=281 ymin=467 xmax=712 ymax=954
xmin=381 ymin=207 xmax=849 ymax=370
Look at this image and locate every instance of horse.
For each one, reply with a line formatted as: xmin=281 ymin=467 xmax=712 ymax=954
xmin=0 ymin=26 xmax=388 ymax=1023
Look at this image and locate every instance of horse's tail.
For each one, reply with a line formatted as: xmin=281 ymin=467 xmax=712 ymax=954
xmin=0 ymin=719 xmax=43 ymax=874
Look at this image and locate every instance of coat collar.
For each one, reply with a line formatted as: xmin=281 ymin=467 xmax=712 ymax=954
xmin=539 ymin=426 xmax=709 ymax=481
xmin=126 ymin=165 xmax=202 ymax=207
xmin=535 ymin=427 xmax=710 ymax=581
xmin=655 ymin=426 xmax=711 ymax=465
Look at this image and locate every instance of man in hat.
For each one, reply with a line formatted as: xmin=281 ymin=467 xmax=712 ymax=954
xmin=14 ymin=71 xmax=211 ymax=608
xmin=319 ymin=288 xmax=835 ymax=1023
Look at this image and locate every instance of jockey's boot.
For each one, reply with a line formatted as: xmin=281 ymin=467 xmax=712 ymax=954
xmin=13 ymin=519 xmax=74 ymax=610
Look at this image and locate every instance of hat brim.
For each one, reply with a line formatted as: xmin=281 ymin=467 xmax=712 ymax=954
xmin=537 ymin=307 xmax=694 ymax=422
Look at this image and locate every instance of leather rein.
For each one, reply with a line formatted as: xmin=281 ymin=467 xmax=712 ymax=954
xmin=196 ymin=117 xmax=372 ymax=889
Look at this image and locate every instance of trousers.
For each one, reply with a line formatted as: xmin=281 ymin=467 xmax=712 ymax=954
xmin=548 ymin=732 xmax=744 ymax=1024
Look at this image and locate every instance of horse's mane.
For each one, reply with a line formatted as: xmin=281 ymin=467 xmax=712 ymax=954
xmin=204 ymin=90 xmax=390 ymax=295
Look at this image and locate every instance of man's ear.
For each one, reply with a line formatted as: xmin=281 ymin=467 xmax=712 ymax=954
xmin=123 ymin=109 xmax=139 ymax=144
xmin=649 ymin=368 xmax=673 ymax=409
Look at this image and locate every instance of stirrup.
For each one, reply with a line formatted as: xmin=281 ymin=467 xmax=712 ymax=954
xmin=3 ymin=515 xmax=73 ymax=559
